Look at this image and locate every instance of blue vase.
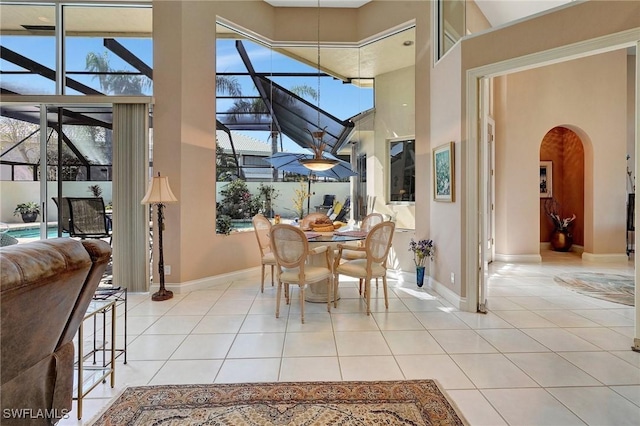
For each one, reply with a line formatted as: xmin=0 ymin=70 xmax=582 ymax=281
xmin=416 ymin=266 xmax=426 ymax=287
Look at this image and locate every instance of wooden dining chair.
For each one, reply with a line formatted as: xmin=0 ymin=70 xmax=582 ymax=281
xmin=340 ymin=213 xmax=385 ymax=294
xmin=270 ymin=224 xmax=333 ymax=323
xmin=334 ymin=221 xmax=395 ymax=315
xmin=252 ymin=214 xmax=276 ymax=293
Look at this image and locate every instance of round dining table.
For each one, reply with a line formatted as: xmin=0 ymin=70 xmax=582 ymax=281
xmin=304 ymin=228 xmax=367 ymax=302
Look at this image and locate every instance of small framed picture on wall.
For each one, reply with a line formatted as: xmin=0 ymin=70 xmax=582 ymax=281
xmin=433 ymin=142 xmax=455 ymax=202
xmin=540 ymin=161 xmax=552 ymax=198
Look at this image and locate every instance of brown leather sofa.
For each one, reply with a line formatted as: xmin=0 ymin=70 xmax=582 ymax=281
xmin=1 ymin=238 xmax=112 ymax=425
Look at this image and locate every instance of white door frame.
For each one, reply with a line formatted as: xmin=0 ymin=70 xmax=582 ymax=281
xmin=463 ymin=27 xmax=639 ymax=351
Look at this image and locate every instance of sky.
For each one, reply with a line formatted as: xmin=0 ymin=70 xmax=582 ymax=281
xmin=1 ymin=34 xmax=373 ymax=154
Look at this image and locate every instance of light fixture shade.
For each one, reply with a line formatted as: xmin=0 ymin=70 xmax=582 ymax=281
xmin=141 ymin=174 xmax=178 ymax=204
xmin=299 ymin=157 xmax=339 ymax=171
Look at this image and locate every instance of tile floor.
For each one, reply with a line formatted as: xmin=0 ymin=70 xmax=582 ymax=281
xmin=60 ymin=250 xmax=640 ymax=425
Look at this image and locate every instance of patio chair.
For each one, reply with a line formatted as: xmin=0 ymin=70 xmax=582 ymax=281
xmin=333 ymin=196 xmax=351 ymax=222
xmin=334 ymin=221 xmax=395 ymax=315
xmin=52 ymin=197 xmax=71 ymax=233
xmin=252 ymin=214 xmax=276 ymax=293
xmin=65 ymin=197 xmax=112 ymax=243
xmin=0 ymin=233 xmax=18 ymax=247
xmin=314 ymin=194 xmax=335 ymax=214
xmin=270 ymin=224 xmax=333 ymax=323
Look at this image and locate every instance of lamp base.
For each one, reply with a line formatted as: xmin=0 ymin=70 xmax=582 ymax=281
xmin=152 ymin=288 xmax=173 ymax=301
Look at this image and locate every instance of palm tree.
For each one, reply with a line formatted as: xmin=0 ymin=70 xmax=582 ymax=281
xmin=85 ymin=52 xmax=152 ymax=95
xmin=225 ymin=84 xmax=318 ymax=181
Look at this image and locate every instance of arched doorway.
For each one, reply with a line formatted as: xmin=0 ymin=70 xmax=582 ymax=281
xmin=539 ymin=127 xmax=585 ymax=252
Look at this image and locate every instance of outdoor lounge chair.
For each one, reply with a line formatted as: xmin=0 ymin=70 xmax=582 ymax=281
xmin=333 ymin=196 xmax=351 ymax=222
xmin=57 ymin=197 xmax=112 ymax=243
xmin=314 ymin=194 xmax=335 ymax=214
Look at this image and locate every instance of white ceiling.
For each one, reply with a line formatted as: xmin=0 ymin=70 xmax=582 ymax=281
xmin=474 ymin=0 xmax=574 ymax=27
xmin=264 ymin=0 xmax=574 ymax=27
xmin=264 ymin=1 xmax=371 ymax=8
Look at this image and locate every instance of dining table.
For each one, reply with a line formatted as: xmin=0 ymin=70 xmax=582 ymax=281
xmin=303 ymin=227 xmax=368 ymax=303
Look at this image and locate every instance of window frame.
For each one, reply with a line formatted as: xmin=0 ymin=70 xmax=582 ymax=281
xmin=387 ymin=136 xmax=416 ymax=204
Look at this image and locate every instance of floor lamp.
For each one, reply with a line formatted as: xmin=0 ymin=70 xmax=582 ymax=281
xmin=141 ymin=173 xmax=178 ymax=301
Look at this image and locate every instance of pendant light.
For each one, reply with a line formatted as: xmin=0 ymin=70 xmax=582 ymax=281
xmin=299 ymin=0 xmax=338 ymax=172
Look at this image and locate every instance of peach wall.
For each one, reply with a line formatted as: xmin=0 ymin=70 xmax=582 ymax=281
xmin=431 ymin=43 xmax=462 ymax=295
xmin=372 ymin=66 xmax=416 ymax=230
xmin=462 ymin=1 xmax=640 ymax=71
xmin=152 ymin=1 xmax=429 ymax=285
xmin=498 ymin=51 xmax=627 ymax=257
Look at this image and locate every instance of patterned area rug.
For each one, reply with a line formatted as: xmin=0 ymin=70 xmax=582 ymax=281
xmin=90 ymin=380 xmax=465 ymax=425
xmin=554 ymin=272 xmax=635 ymax=306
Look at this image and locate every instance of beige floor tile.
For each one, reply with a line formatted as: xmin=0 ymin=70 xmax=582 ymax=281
xmin=395 ymin=354 xmax=474 ymax=389
xmin=215 ymin=358 xmax=281 ymax=383
xmin=476 ymin=329 xmax=550 ymax=353
xmin=558 ymin=352 xmax=640 ymax=385
xmin=430 ymin=330 xmax=498 ymax=354
xmin=148 ymin=359 xmax=222 ymax=385
xmin=280 ymin=357 xmax=342 ymax=381
xmin=451 ymin=354 xmax=538 ymax=388
xmin=283 ymin=331 xmax=337 ymax=357
xmin=372 ymin=312 xmax=424 ymax=330
xmin=547 ymin=387 xmax=640 ymax=425
xmin=170 ymin=334 xmax=236 ymax=359
xmin=446 ymin=389 xmax=508 ymax=426
xmin=334 ymin=331 xmax=391 ymax=356
xmin=481 ymin=388 xmax=586 ymax=425
xmin=227 ymin=332 xmax=285 ymax=358
xmin=192 ymin=314 xmax=246 ymax=334
xmin=505 ymin=352 xmax=601 ymax=387
xmin=339 ymin=356 xmax=403 ymax=381
xmin=382 ymin=330 xmax=445 ymax=355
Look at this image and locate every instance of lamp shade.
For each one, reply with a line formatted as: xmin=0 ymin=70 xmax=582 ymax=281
xmin=141 ymin=174 xmax=178 ymax=204
xmin=299 ymin=157 xmax=339 ymax=171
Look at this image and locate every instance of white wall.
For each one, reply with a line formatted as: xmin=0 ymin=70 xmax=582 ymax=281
xmin=215 ymin=181 xmax=350 ymax=219
xmin=0 ymin=181 xmax=113 ymax=223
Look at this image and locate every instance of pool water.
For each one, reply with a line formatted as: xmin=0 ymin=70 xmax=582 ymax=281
xmin=6 ymin=227 xmax=68 ymax=239
xmin=7 ymin=222 xmax=252 ymax=239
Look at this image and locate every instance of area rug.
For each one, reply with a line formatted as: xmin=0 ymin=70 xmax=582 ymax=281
xmin=90 ymin=380 xmax=466 ymax=425
xmin=554 ymin=272 xmax=635 ymax=306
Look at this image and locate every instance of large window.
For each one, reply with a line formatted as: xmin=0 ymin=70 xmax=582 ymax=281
xmin=389 ymin=138 xmax=415 ymax=202
xmin=0 ymin=2 xmax=152 ymax=96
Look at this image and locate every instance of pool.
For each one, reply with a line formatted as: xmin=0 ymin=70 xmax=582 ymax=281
xmin=6 ymin=220 xmax=253 ymax=239
xmin=6 ymin=227 xmax=68 ymax=239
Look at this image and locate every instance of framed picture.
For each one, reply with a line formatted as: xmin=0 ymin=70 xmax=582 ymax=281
xmin=433 ymin=142 xmax=455 ymax=202
xmin=540 ymin=161 xmax=552 ymax=198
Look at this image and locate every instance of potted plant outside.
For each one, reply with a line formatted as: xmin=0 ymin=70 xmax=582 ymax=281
xmin=14 ymin=202 xmax=40 ymax=223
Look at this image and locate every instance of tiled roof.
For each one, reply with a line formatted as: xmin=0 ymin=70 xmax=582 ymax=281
xmin=217 ymin=131 xmax=271 ymax=154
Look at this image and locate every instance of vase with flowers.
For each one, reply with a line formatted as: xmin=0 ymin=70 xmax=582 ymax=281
xmin=409 ymin=238 xmax=435 ymax=287
xmin=544 ymin=198 xmax=576 ymax=251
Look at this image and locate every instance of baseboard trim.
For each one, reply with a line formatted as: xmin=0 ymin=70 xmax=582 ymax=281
xmin=581 ymin=252 xmax=629 ymax=263
xmin=155 ymin=267 xmax=469 ymax=311
xmin=429 ymin=277 xmax=468 ymax=311
xmin=152 ymin=267 xmax=261 ymax=294
xmin=388 ymin=269 xmax=467 ymax=311
xmin=494 ymin=253 xmax=542 ymax=263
